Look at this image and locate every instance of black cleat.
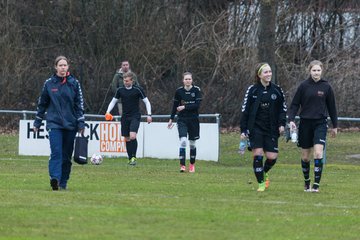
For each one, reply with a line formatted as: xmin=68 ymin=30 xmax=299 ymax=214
xmin=50 ymin=179 xmax=59 ymax=191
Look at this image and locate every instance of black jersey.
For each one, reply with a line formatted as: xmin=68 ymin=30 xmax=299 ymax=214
xmin=114 ymin=86 xmax=147 ymax=116
xmin=240 ymin=82 xmax=287 ymax=137
xmin=288 ymin=78 xmax=338 ymax=128
xmin=170 ymin=85 xmax=202 ymax=119
xmin=255 ymin=88 xmax=271 ymax=132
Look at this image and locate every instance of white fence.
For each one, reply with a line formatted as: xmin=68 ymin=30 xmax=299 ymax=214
xmin=18 ymin=118 xmax=220 ymax=161
xmin=2 ymin=109 xmax=360 ymax=162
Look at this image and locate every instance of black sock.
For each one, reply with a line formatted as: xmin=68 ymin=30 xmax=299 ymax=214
xmin=126 ymin=139 xmax=138 ymax=159
xmin=264 ymin=158 xmax=277 ymax=173
xmin=190 ymin=148 xmax=196 ymax=164
xmin=301 ymin=159 xmax=310 ymax=185
xmin=179 ymin=148 xmax=186 ymax=166
xmin=126 ymin=141 xmax=132 ymax=159
xmin=131 ymin=139 xmax=138 ymax=158
xmin=253 ymin=155 xmax=264 ymax=183
xmin=313 ymin=158 xmax=323 ymax=189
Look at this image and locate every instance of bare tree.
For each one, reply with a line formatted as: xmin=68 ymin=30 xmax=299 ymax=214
xmin=0 ymin=0 xmax=359 ymax=129
xmin=257 ymin=0 xmax=278 ymax=82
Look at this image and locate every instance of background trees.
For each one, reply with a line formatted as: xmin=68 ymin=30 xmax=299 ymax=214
xmin=0 ymin=0 xmax=359 ymax=128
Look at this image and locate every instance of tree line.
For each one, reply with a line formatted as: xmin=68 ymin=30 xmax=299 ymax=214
xmin=0 ymin=0 xmax=359 ymax=129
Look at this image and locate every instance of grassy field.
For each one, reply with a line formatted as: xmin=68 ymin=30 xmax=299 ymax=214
xmin=0 ymin=132 xmax=359 ymax=240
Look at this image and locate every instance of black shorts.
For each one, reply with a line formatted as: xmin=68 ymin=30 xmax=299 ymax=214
xmin=177 ymin=118 xmax=200 ymax=141
xmin=298 ymin=118 xmax=327 ymax=149
xmin=249 ymin=129 xmax=278 ymax=153
xmin=121 ymin=113 xmax=141 ymax=137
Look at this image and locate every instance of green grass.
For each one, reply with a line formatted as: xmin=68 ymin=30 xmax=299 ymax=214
xmin=0 ymin=132 xmax=360 ymax=239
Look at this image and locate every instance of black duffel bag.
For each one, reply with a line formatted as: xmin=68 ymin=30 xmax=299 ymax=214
xmin=73 ymin=133 xmax=88 ymax=165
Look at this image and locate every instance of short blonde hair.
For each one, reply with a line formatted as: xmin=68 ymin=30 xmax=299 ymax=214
xmin=123 ymin=71 xmax=135 ymax=80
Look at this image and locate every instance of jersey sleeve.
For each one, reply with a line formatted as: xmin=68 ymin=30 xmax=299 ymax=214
xmin=34 ymin=80 xmax=50 ymax=128
xmin=74 ymin=80 xmax=85 ymax=130
xmin=170 ymin=90 xmax=180 ymax=120
xmin=138 ymin=87 xmax=147 ymax=99
xmin=114 ymin=88 xmax=121 ymax=99
xmin=326 ymin=85 xmax=338 ymax=128
xmin=288 ymin=83 xmax=303 ymax=122
xmin=240 ymin=85 xmax=253 ymax=134
xmin=278 ymin=86 xmax=287 ymax=127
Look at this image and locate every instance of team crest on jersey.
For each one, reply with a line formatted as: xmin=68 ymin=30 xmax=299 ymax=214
xmin=271 ymin=94 xmax=277 ymax=100
xmin=317 ymin=91 xmax=324 ymax=97
xmin=191 ymin=93 xmax=195 ymax=97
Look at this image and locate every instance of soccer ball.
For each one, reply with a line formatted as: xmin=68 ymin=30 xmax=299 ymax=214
xmin=90 ymin=154 xmax=103 ymax=165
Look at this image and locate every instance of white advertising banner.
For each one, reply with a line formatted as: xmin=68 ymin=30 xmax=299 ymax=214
xmin=19 ymin=120 xmax=219 ymax=161
xmin=142 ymin=122 xmax=219 ymax=161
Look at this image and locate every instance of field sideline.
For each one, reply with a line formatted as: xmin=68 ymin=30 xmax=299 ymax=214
xmin=0 ymin=132 xmax=359 ymax=240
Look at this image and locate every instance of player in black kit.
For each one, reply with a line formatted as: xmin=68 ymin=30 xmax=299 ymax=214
xmin=240 ymin=63 xmax=287 ymax=192
xmin=168 ymin=72 xmax=202 ymax=173
xmin=105 ymin=72 xmax=152 ymax=165
xmin=288 ymin=60 xmax=338 ymax=193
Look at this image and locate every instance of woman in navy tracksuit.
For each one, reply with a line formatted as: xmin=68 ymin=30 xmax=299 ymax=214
xmin=33 ymin=56 xmax=85 ymax=191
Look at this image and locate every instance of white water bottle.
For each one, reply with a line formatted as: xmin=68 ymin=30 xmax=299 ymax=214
xmin=290 ymin=129 xmax=298 ymax=143
xmin=238 ymin=139 xmax=247 ymax=154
